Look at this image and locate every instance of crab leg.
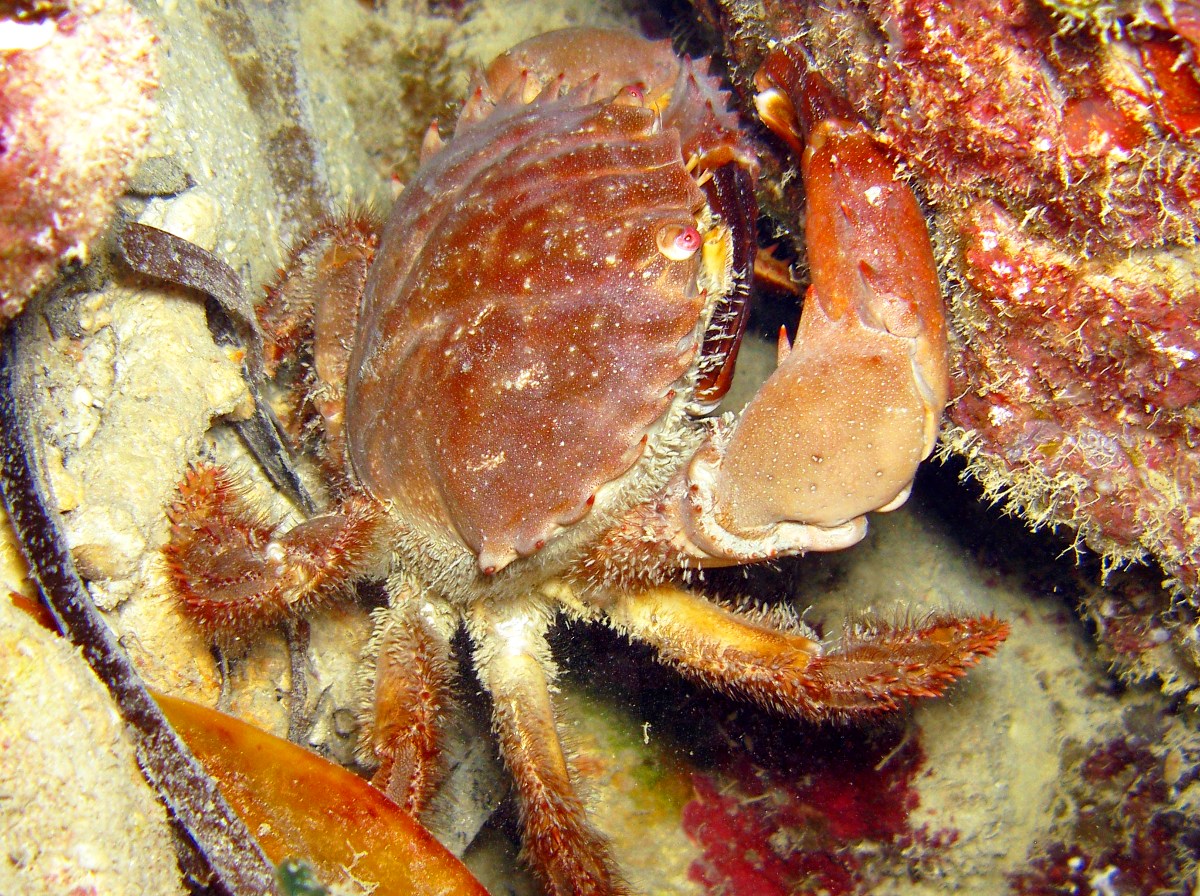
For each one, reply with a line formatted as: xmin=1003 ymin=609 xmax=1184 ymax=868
xmin=163 ymin=463 xmax=384 ymax=641
xmin=692 ymin=161 xmax=758 ymax=407
xmin=467 ymin=600 xmax=626 ymax=896
xmin=357 ymin=578 xmax=457 ymax=816
xmin=602 ymin=585 xmax=1007 ymax=719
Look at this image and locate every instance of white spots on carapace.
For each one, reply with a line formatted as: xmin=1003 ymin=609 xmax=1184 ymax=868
xmin=447 ymin=302 xmax=497 ymax=345
xmin=863 ymin=185 xmax=883 ymax=206
xmin=466 ymin=450 xmax=507 ymax=473
xmin=501 ymin=363 xmax=548 ymax=391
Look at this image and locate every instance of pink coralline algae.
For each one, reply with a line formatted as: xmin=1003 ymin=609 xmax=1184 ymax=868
xmin=0 ymin=0 xmax=158 ymax=323
xmin=866 ymin=0 xmax=1200 ymax=250
xmin=952 ymin=200 xmax=1200 ymax=583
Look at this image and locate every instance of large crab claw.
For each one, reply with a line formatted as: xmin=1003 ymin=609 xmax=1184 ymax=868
xmin=669 ymin=46 xmax=950 ymax=565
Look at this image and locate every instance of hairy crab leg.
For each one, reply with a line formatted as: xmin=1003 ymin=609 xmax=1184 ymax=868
xmin=467 ymin=600 xmax=627 ymax=896
xmin=163 ymin=463 xmax=384 ymax=641
xmin=257 ymin=214 xmax=380 ymax=484
xmin=691 ymin=161 xmax=758 ymax=408
xmin=357 ymin=578 xmax=457 ymax=815
xmin=600 ymin=585 xmax=1009 ymax=718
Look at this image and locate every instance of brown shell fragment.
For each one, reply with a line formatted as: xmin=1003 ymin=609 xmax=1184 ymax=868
xmin=346 ymin=93 xmax=708 ymax=572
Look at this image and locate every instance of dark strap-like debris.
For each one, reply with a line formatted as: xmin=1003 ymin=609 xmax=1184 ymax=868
xmin=0 ymin=324 xmax=280 ymax=896
xmin=118 ymin=221 xmax=315 ymax=515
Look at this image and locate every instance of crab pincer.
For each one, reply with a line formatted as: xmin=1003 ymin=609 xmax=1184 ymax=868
xmin=720 ymin=44 xmax=950 ymax=543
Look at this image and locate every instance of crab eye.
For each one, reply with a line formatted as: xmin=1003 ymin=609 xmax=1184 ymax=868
xmin=614 ymin=82 xmax=647 ymax=106
xmin=656 ymin=224 xmax=703 ymax=261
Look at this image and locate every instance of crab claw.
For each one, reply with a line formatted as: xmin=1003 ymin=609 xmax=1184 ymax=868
xmin=676 ymin=48 xmax=949 ymax=563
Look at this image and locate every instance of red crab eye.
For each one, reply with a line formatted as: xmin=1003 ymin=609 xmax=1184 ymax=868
xmin=615 ymin=82 xmax=647 ymax=105
xmin=656 ymin=224 xmax=703 ymax=261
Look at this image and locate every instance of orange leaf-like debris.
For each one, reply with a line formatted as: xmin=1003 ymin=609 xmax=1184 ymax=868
xmin=155 ymin=691 xmax=488 ymax=896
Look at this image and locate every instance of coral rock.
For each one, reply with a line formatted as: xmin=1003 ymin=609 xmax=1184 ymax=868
xmin=947 ymin=200 xmax=1200 ymax=591
xmin=0 ymin=0 xmax=158 ymax=322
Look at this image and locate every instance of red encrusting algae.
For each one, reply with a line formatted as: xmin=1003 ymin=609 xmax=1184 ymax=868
xmin=1008 ymin=735 xmax=1199 ymax=896
xmin=682 ymin=725 xmax=956 ymax=896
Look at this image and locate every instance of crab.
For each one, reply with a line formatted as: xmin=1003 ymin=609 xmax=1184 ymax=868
xmin=161 ymin=27 xmax=1008 ymax=896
